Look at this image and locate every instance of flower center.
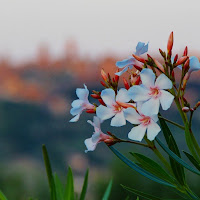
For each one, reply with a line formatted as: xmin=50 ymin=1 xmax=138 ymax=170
xmin=140 ymin=115 xmax=151 ymax=126
xmin=113 ymin=103 xmax=123 ymax=113
xmin=149 ymin=87 xmax=160 ymax=98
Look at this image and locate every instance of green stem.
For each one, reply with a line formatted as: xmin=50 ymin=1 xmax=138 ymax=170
xmin=144 ymin=137 xmax=173 ymax=174
xmin=184 ymin=185 xmax=199 ymax=199
xmin=152 ymin=147 xmax=173 ymax=173
xmin=158 ymin=116 xmax=185 ymax=130
xmin=116 ymin=139 xmax=149 ymax=148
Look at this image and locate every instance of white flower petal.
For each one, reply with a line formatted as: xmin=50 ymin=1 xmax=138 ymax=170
xmin=69 ymin=114 xmax=81 ymax=122
xmin=128 ymin=85 xmax=150 ymax=102
xmin=141 ymin=98 xmax=160 ymax=116
xmin=159 ymin=90 xmax=174 ymax=110
xmin=92 ymin=131 xmax=101 ymax=143
xmin=101 ymin=89 xmax=116 ymax=107
xmin=147 ymin=120 xmax=161 ymax=141
xmin=189 ymin=56 xmax=200 ymax=72
xmin=84 ymin=138 xmax=98 ymax=153
xmin=110 ymin=111 xmax=126 ymax=127
xmin=155 ymin=74 xmax=172 ymax=90
xmin=93 ymin=116 xmax=102 ymax=129
xmin=70 ymin=107 xmax=83 ymax=116
xmin=124 ymin=107 xmax=141 ymax=124
xmin=128 ymin=124 xmax=147 ymax=141
xmin=140 ymin=68 xmax=156 ymax=88
xmin=76 ymin=84 xmax=89 ymax=100
xmin=151 ymin=114 xmax=159 ymax=123
xmin=71 ymin=99 xmax=84 ymax=108
xmin=116 ymin=88 xmax=131 ymax=103
xmin=96 ymin=105 xmax=115 ymax=121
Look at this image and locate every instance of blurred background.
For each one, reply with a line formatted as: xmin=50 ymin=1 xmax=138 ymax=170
xmin=0 ymin=0 xmax=200 ymax=199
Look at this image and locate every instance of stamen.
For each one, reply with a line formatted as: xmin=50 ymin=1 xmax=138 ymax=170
xmin=140 ymin=115 xmax=151 ymax=126
xmin=149 ymin=87 xmax=160 ymax=98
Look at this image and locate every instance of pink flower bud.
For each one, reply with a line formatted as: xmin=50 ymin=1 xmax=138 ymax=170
xmin=86 ymin=109 xmax=96 ymax=114
xmin=132 ymin=54 xmax=146 ymax=63
xmin=101 ymin=69 xmax=107 ymax=81
xmin=98 ymin=99 xmax=106 ymax=106
xmin=91 ymin=94 xmax=100 ymax=99
xmin=174 ymin=54 xmax=178 ymax=63
xmin=115 ymin=70 xmax=119 ymax=83
xmin=123 ymin=78 xmax=130 ymax=90
xmin=133 ymin=64 xmax=143 ymax=71
xmin=116 ymin=101 xmax=136 ymax=109
xmin=183 ymin=46 xmax=188 ymax=56
xmin=100 ymin=81 xmax=107 ymax=87
xmin=182 ymin=107 xmax=190 ymax=112
xmin=183 ymin=58 xmax=190 ymax=72
xmin=167 ymin=32 xmax=173 ymax=54
xmin=175 ymin=56 xmax=188 ymax=66
xmin=153 ymin=58 xmax=165 ymax=73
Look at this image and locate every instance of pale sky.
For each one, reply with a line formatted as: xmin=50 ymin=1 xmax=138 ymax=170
xmin=0 ymin=0 xmax=200 ymax=61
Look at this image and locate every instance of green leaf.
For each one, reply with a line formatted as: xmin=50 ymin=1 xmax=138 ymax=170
xmin=79 ymin=169 xmax=89 ymax=200
xmin=159 ymin=116 xmax=185 ymax=185
xmin=185 ymin=123 xmax=200 ymax=162
xmin=156 ymin=138 xmax=200 ymax=176
xmin=109 ymin=146 xmax=175 ymax=188
xmin=54 ymin=173 xmax=64 ymax=200
xmin=42 ymin=145 xmax=57 ymax=200
xmin=183 ymin=151 xmax=200 ymax=171
xmin=64 ymin=167 xmax=74 ymax=200
xmin=130 ymin=152 xmax=175 ymax=184
xmin=121 ymin=185 xmax=162 ymax=200
xmin=0 ymin=190 xmax=8 ymax=200
xmin=102 ymin=179 xmax=113 ymax=200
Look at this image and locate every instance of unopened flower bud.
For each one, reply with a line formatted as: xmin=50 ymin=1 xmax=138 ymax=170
xmin=123 ymin=78 xmax=130 ymax=90
xmin=167 ymin=32 xmax=173 ymax=55
xmin=116 ymin=101 xmax=136 ymax=109
xmin=132 ymin=54 xmax=146 ymax=63
xmin=133 ymin=64 xmax=143 ymax=71
xmin=175 ymin=56 xmax=188 ymax=66
xmin=194 ymin=101 xmax=200 ymax=111
xmin=100 ymin=81 xmax=107 ymax=87
xmin=115 ymin=70 xmax=119 ymax=83
xmin=183 ymin=58 xmax=190 ymax=72
xmin=182 ymin=107 xmax=190 ymax=112
xmin=135 ymin=76 xmax=141 ymax=85
xmin=183 ymin=46 xmax=188 ymax=56
xmin=174 ymin=54 xmax=178 ymax=63
xmin=86 ymin=109 xmax=96 ymax=114
xmin=91 ymin=94 xmax=100 ymax=99
xmin=153 ymin=58 xmax=165 ymax=73
xmin=101 ymin=69 xmax=107 ymax=81
xmin=98 ymin=99 xmax=106 ymax=106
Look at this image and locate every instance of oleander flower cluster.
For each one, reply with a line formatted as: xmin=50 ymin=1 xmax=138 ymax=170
xmin=69 ymin=32 xmax=200 ymax=153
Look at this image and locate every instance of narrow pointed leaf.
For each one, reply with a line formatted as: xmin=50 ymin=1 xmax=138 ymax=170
xmin=79 ymin=169 xmax=89 ymax=200
xmin=0 ymin=190 xmax=8 ymax=200
xmin=64 ymin=167 xmax=74 ymax=200
xmin=42 ymin=145 xmax=57 ymax=200
xmin=185 ymin=123 xmax=200 ymax=162
xmin=168 ymin=136 xmax=185 ymax=185
xmin=54 ymin=173 xmax=64 ymax=200
xmin=183 ymin=151 xmax=200 ymax=171
xmin=130 ymin=152 xmax=175 ymax=184
xmin=102 ymin=179 xmax=113 ymax=200
xmin=156 ymin=138 xmax=200 ymax=176
xmin=121 ymin=185 xmax=162 ymax=200
xmin=159 ymin=116 xmax=185 ymax=185
xmin=109 ymin=146 xmax=175 ymax=187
